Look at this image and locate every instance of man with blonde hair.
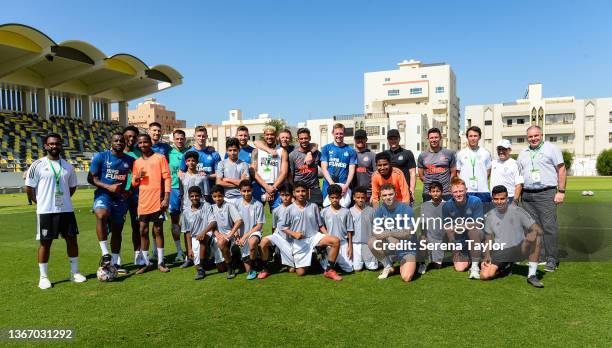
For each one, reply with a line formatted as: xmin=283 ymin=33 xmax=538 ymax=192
xmin=321 ymin=123 xmax=357 ymax=207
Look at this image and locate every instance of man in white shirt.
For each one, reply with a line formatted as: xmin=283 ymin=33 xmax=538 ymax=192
xmin=456 ymin=126 xmax=492 ymax=203
xmin=25 ymin=133 xmax=87 ymax=290
xmin=490 ymin=139 xmax=523 ymax=203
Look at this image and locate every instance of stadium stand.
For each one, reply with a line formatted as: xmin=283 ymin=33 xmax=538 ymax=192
xmin=0 ymin=23 xmax=182 ymax=174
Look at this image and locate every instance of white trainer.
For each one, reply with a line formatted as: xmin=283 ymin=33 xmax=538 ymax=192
xmin=70 ymin=272 xmax=87 ymax=283
xmin=38 ymin=277 xmax=52 ymax=289
xmin=417 ymin=263 xmax=427 ymax=275
xmin=378 ymin=267 xmax=393 ymax=279
xmin=468 ymin=268 xmax=480 ymax=280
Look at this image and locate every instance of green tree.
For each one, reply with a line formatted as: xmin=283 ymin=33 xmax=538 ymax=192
xmin=596 ymin=149 xmax=612 ymax=176
xmin=260 ymin=119 xmax=292 ymax=144
xmin=562 ymin=150 xmax=573 ymax=172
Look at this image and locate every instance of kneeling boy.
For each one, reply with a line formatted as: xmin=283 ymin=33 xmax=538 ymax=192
xmin=181 ymin=186 xmax=216 ymax=280
xmin=236 ymin=180 xmax=265 ymax=280
xmin=210 ymin=185 xmax=243 ymax=279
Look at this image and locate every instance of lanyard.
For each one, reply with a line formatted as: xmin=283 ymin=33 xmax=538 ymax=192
xmin=469 ymin=149 xmax=478 ymax=177
xmin=47 ymin=158 xmax=62 ymax=192
xmin=528 ymin=142 xmax=543 ymax=170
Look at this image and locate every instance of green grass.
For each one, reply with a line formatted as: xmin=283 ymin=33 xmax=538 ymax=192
xmin=1 ymin=177 xmax=611 ymax=346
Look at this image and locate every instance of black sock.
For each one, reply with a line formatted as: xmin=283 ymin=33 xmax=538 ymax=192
xmin=326 ymin=261 xmax=336 ymax=272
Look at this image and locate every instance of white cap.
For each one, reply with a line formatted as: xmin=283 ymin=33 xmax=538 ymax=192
xmin=497 ymin=139 xmax=511 ymax=149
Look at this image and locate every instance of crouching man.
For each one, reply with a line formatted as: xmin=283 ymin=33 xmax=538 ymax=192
xmin=368 ymin=184 xmax=417 ymax=282
xmin=480 ymin=185 xmax=545 ymax=288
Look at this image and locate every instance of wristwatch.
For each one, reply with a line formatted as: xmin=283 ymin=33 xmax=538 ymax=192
xmin=558 ymin=189 xmax=565 ymax=193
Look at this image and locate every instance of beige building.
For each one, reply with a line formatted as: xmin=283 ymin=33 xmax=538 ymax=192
xmin=465 ymin=83 xmax=612 ymax=176
xmin=364 ymin=59 xmax=461 ymax=150
xmin=302 ymin=113 xmax=438 ymax=158
xmin=171 ymin=109 xmax=291 ymax=155
xmin=112 ymin=98 xmax=186 ymax=132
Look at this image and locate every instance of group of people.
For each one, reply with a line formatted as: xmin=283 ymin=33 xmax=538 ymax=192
xmin=25 ymin=120 xmax=566 ymax=289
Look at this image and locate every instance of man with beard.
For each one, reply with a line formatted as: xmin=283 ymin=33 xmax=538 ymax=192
xmin=288 ymin=128 xmax=322 ymax=206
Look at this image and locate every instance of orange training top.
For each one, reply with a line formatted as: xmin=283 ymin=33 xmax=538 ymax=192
xmin=371 ymin=167 xmax=410 ymax=204
xmin=132 ymin=153 xmax=171 ymax=215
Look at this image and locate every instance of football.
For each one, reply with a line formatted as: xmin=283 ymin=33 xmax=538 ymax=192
xmin=96 ymin=265 xmax=118 ymax=282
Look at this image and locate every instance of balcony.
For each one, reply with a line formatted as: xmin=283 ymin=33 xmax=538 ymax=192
xmin=501 ymin=126 xmax=529 ymax=137
xmin=431 ymin=99 xmax=448 ymax=110
xmin=545 ymin=123 xmax=575 ymax=134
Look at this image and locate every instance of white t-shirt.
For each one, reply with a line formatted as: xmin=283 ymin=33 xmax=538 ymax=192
xmin=456 ymin=147 xmax=492 ymax=192
xmin=490 ymin=158 xmax=524 ymax=197
xmin=256 ymin=147 xmax=284 ymax=184
xmin=25 ymin=156 xmax=78 ymax=214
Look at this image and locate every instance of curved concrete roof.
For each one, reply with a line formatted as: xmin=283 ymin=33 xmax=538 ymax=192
xmin=0 ymin=23 xmax=182 ymax=102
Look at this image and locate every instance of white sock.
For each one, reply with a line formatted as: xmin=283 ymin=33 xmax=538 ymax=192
xmin=157 ymin=248 xmax=164 ymax=265
xmin=117 ymin=255 xmax=122 ymax=265
xmin=174 ymin=239 xmax=183 ymax=256
xmin=142 ymin=251 xmax=150 ymax=265
xmin=69 ymin=257 xmax=79 ymax=274
xmin=111 ymin=253 xmax=120 ymax=266
xmin=134 ymin=251 xmax=140 ymax=263
xmin=39 ymin=263 xmax=48 ymax=278
xmin=528 ymin=262 xmax=538 ymax=277
xmin=471 ymin=261 xmax=479 ymax=270
xmin=382 ymin=257 xmax=392 ymax=269
xmin=99 ymin=240 xmax=109 ymax=255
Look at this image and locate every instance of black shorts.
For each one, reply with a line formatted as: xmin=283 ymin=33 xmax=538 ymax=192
xmin=37 ymin=212 xmax=79 ymax=240
xmin=138 ymin=211 xmax=166 ymax=223
xmin=308 ymin=187 xmax=323 ymax=207
xmin=491 ymin=243 xmax=525 ymax=266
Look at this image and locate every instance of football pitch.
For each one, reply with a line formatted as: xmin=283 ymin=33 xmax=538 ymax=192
xmin=1 ymin=177 xmax=611 ymax=346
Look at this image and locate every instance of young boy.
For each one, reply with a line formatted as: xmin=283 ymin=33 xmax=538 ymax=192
xmin=419 ymin=181 xmax=446 ymax=273
xmin=279 ymin=181 xmax=343 ymax=281
xmin=131 ymin=134 xmax=171 ymax=274
xmin=320 ymin=184 xmax=354 ymax=273
xmin=210 ymin=184 xmax=244 ymax=279
xmin=216 ymin=137 xmax=250 ymax=207
xmin=350 ymin=186 xmax=378 ymax=271
xmin=258 ymin=184 xmax=295 ymax=279
xmin=178 ymin=151 xmax=210 ymax=268
xmin=236 ymin=180 xmax=265 ymax=280
xmin=181 ymin=186 xmax=216 ymax=280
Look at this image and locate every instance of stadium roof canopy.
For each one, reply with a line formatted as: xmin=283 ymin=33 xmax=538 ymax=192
xmin=0 ymin=23 xmax=182 ymax=102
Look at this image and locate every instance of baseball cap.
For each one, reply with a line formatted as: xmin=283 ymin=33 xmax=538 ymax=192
xmin=497 ymin=139 xmax=511 ymax=149
xmin=354 ymin=129 xmax=367 ymax=139
xmin=387 ymin=129 xmax=400 ymax=138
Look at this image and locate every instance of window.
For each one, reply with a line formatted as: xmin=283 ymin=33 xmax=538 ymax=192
xmin=417 ymin=143 xmax=420 ymax=151
xmin=382 ymin=144 xmax=386 ymax=151
xmin=384 ymin=77 xmax=391 ymax=82
xmin=370 ymin=144 xmax=378 ymax=150
xmin=381 ymin=127 xmax=385 ymax=136
xmin=609 ymin=112 xmax=612 ymax=123
xmin=344 ymin=127 xmax=354 ymax=137
xmin=365 ymin=126 xmax=380 ymax=136
xmin=410 ymin=88 xmax=422 ymax=95
xmin=562 ymin=136 xmax=569 ymax=144
xmin=388 ymin=89 xmax=400 ymax=96
xmin=545 ymin=113 xmax=575 ymax=125
xmin=421 ymin=74 xmax=427 ymax=78
xmin=484 ymin=120 xmax=492 ymax=126
xmin=517 ymin=118 xmax=525 ymax=125
xmin=435 ymin=86 xmax=445 ymax=93
xmin=609 ymin=132 xmax=612 ymax=143
xmin=506 ymin=119 xmax=512 ymax=126
xmin=416 ymin=125 xmax=420 ymax=134
xmin=549 ymin=136 xmax=558 ymax=143
xmin=516 ymin=137 xmax=525 ymax=143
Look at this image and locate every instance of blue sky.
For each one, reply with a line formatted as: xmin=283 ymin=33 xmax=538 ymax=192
xmin=3 ymin=0 xmax=612 ymax=126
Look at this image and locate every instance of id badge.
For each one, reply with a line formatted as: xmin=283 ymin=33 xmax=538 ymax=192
xmin=54 ymin=192 xmax=64 ymax=207
xmin=469 ymin=176 xmax=478 ymax=190
xmin=531 ymin=169 xmax=541 ymax=183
